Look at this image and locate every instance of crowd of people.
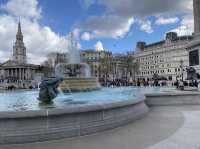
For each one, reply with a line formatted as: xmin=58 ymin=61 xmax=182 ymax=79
xmin=174 ymin=79 xmax=199 ymax=89
xmin=100 ymin=78 xmax=171 ymax=87
xmin=100 ymin=78 xmax=199 ymax=89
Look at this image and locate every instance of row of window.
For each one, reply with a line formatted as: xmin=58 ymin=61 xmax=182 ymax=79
xmin=141 ymin=63 xmax=175 ymax=70
xmin=140 ymin=68 xmax=181 ymax=76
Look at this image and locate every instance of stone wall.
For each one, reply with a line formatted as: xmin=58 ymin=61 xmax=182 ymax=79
xmin=0 ymin=97 xmax=148 ymax=144
xmin=145 ymin=92 xmax=200 ymax=106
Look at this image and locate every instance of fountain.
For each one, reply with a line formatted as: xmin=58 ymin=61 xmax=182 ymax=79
xmin=0 ymin=33 xmax=149 ymax=145
xmin=55 ymin=33 xmax=101 ymax=93
xmin=0 ymin=33 xmax=197 ymax=145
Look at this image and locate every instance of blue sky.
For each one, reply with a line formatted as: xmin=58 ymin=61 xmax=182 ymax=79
xmin=0 ymin=0 xmax=194 ymax=63
xmin=38 ymin=0 xmax=192 ymax=53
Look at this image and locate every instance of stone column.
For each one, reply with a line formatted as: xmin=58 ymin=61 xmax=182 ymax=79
xmin=22 ymin=68 xmax=24 ymax=80
xmin=10 ymin=69 xmax=12 ymax=77
xmin=7 ymin=69 xmax=9 ymax=78
xmin=5 ymin=69 xmax=6 ymax=78
xmin=19 ymin=68 xmax=21 ymax=80
xmin=9 ymin=69 xmax=11 ymax=77
xmin=25 ymin=68 xmax=27 ymax=80
xmin=28 ymin=69 xmax=31 ymax=80
xmin=5 ymin=69 xmax=7 ymax=78
xmin=28 ymin=68 xmax=30 ymax=80
xmin=24 ymin=69 xmax=26 ymax=80
xmin=27 ymin=68 xmax=30 ymax=80
xmin=12 ymin=69 xmax=14 ymax=77
xmin=17 ymin=68 xmax=19 ymax=79
xmin=13 ymin=69 xmax=15 ymax=78
xmin=15 ymin=68 xmax=17 ymax=78
xmin=23 ymin=68 xmax=25 ymax=80
xmin=24 ymin=68 xmax=26 ymax=80
xmin=194 ymin=0 xmax=200 ymax=34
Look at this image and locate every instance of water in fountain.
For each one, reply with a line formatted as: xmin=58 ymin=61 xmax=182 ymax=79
xmin=68 ymin=33 xmax=81 ymax=64
xmin=0 ymin=86 xmax=178 ymax=111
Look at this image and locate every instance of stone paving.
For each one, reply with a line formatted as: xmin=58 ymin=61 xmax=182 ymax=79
xmin=1 ymin=106 xmax=200 ymax=149
xmin=147 ymin=111 xmax=200 ymax=149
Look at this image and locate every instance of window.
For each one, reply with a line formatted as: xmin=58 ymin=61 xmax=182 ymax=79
xmin=189 ymin=50 xmax=199 ymax=66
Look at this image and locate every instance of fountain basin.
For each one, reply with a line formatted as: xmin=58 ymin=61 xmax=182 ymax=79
xmin=0 ymin=95 xmax=148 ymax=144
xmin=145 ymin=91 xmax=200 ymax=106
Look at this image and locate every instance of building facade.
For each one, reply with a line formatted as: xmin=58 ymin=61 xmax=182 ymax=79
xmin=44 ymin=52 xmax=68 ymax=68
xmin=134 ymin=32 xmax=193 ymax=81
xmin=112 ymin=53 xmax=129 ymax=80
xmin=81 ymin=50 xmax=133 ymax=82
xmin=0 ymin=22 xmax=41 ymax=89
xmin=81 ymin=49 xmax=112 ymax=79
xmin=187 ymin=0 xmax=200 ymax=74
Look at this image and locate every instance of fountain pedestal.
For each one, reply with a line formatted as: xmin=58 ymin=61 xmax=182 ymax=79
xmin=59 ymin=77 xmax=101 ymax=92
xmin=55 ymin=63 xmax=101 ymax=93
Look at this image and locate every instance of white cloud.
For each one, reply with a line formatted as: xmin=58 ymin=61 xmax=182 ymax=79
xmin=1 ymin=0 xmax=41 ymax=19
xmin=98 ymin=0 xmax=192 ymax=17
xmin=72 ymin=28 xmax=81 ymax=40
xmin=0 ymin=0 xmax=77 ymax=64
xmin=171 ymin=15 xmax=194 ymax=36
xmin=80 ymin=0 xmax=193 ymax=37
xmin=94 ymin=41 xmax=104 ymax=51
xmin=83 ymin=15 xmax=134 ymax=39
xmin=76 ymin=42 xmax=82 ymax=49
xmin=81 ymin=32 xmax=92 ymax=41
xmin=0 ymin=16 xmax=71 ymax=64
xmin=155 ymin=17 xmax=179 ymax=25
xmin=138 ymin=20 xmax=153 ymax=33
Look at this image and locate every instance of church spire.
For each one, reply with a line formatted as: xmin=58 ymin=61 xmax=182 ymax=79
xmin=17 ymin=21 xmax=22 ymax=35
xmin=13 ymin=21 xmax=27 ymax=64
xmin=16 ymin=20 xmax=23 ymax=41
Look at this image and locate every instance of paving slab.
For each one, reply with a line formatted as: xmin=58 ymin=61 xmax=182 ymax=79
xmin=147 ymin=111 xmax=200 ymax=149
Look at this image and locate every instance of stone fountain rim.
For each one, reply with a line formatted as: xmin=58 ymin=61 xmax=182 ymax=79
xmin=145 ymin=91 xmax=200 ymax=97
xmin=0 ymin=95 xmax=145 ymax=119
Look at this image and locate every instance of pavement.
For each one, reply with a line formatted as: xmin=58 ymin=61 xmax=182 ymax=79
xmin=1 ymin=106 xmax=200 ymax=149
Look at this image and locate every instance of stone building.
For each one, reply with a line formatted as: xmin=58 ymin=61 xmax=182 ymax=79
xmin=0 ymin=22 xmax=41 ymax=89
xmin=81 ymin=49 xmax=113 ymax=79
xmin=112 ymin=53 xmax=129 ymax=80
xmin=44 ymin=52 xmax=69 ymax=68
xmin=134 ymin=32 xmax=193 ymax=81
xmin=81 ymin=50 xmax=133 ymax=82
xmin=187 ymin=0 xmax=200 ymax=74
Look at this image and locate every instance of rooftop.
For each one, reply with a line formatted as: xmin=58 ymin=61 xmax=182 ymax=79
xmin=137 ymin=32 xmax=193 ymax=50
